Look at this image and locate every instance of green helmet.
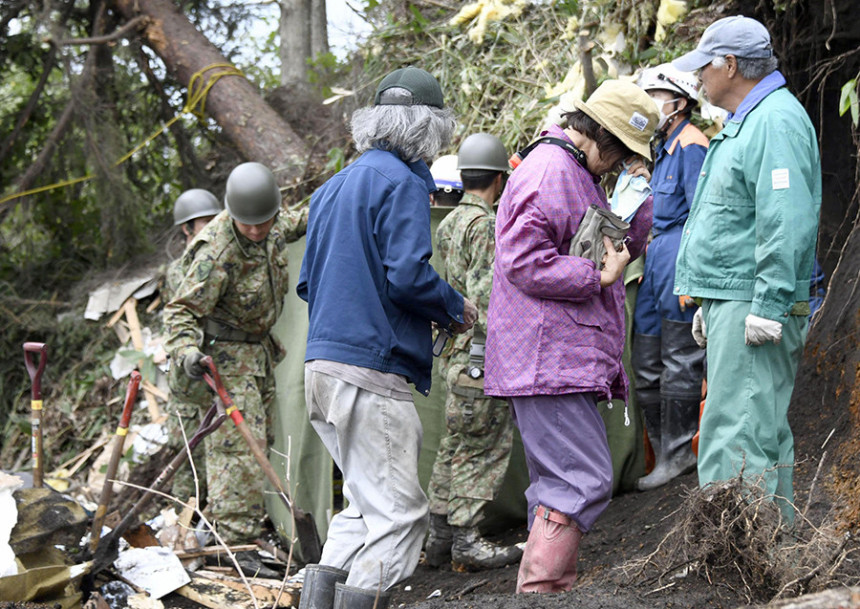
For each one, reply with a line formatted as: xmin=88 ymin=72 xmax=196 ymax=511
xmin=457 ymin=133 xmax=509 ymax=172
xmin=173 ymin=189 xmax=222 ymax=226
xmin=224 ymin=162 xmax=282 ymax=225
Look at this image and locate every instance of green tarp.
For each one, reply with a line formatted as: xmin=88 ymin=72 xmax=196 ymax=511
xmin=266 ymin=206 xmax=529 ymax=560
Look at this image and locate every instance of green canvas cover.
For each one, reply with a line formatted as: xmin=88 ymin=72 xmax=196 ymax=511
xmin=266 ymin=206 xmax=528 ymax=560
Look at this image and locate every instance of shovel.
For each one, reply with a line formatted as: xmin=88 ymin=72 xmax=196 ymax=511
xmin=90 ymin=370 xmax=141 ymax=552
xmin=88 ymin=400 xmax=227 ymax=578
xmin=200 ymin=356 xmax=323 ymax=564
xmin=23 ymin=342 xmax=48 ymax=488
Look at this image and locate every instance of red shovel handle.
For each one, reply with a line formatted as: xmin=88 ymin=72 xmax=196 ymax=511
xmin=200 ymin=356 xmax=244 ymax=427
xmin=119 ymin=371 xmax=142 ymax=430
xmin=23 ymin=342 xmax=48 ymax=400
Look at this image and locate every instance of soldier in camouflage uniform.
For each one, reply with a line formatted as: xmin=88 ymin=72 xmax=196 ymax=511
xmin=426 ymin=133 xmax=522 ymax=570
xmin=162 ymin=189 xmax=222 ymax=505
xmin=164 ymin=163 xmax=308 ymax=546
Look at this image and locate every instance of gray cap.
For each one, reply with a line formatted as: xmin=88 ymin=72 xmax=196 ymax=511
xmin=173 ymin=189 xmax=223 ymax=226
xmin=374 ymin=67 xmax=444 ymax=109
xmin=673 ymin=16 xmax=773 ymax=73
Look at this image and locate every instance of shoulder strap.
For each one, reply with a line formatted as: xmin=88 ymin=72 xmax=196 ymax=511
xmin=510 ymin=136 xmax=588 ymax=170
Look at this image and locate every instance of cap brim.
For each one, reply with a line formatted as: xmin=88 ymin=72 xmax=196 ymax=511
xmin=573 ymin=99 xmax=654 ymax=162
xmin=672 ymin=50 xmax=714 ymax=73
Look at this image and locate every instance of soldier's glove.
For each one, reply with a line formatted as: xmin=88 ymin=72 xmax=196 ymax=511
xmin=691 ymin=308 xmax=707 ymax=349
xmin=182 ymin=349 xmax=206 ymax=379
xmin=744 ymin=314 xmax=782 ymax=346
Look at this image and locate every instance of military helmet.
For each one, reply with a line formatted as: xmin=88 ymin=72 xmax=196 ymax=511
xmin=224 ymin=162 xmax=282 ymax=225
xmin=173 ymin=189 xmax=223 ymax=226
xmin=429 ymin=154 xmax=463 ymax=192
xmin=457 ymin=133 xmax=509 ymax=173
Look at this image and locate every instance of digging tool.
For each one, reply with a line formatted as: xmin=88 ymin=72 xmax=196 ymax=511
xmin=90 ymin=371 xmax=141 ymax=552
xmin=23 ymin=342 xmax=48 ymax=488
xmin=200 ymin=356 xmax=323 ymax=564
xmin=88 ymin=401 xmax=227 ymax=577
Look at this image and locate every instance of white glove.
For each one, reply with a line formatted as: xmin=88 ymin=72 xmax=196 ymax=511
xmin=744 ymin=314 xmax=783 ymax=346
xmin=691 ymin=307 xmax=707 ymax=349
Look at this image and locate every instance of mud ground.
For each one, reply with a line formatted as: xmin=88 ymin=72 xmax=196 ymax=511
xmin=148 ymin=359 xmax=854 ymax=609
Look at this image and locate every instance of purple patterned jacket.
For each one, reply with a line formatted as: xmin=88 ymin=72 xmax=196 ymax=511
xmin=484 ymin=125 xmax=652 ymax=402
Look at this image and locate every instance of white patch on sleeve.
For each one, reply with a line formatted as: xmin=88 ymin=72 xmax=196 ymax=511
xmin=771 ymin=168 xmax=790 ymax=190
xmin=629 ymin=112 xmax=649 ymax=132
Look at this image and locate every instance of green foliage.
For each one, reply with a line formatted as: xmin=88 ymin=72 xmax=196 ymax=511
xmin=324 ymin=146 xmax=346 ymax=174
xmin=839 ymin=78 xmax=858 ymax=127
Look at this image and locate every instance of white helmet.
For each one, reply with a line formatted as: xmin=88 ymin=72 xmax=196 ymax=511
xmin=429 ymin=154 xmax=463 ymax=193
xmin=638 ymin=63 xmax=699 ymax=103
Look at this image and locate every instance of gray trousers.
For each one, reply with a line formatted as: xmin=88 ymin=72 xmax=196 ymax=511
xmin=305 ymin=367 xmax=429 ymax=590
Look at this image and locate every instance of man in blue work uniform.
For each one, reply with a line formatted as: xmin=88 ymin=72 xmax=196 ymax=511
xmin=673 ymin=16 xmax=821 ymax=521
xmin=633 ymin=64 xmax=709 ymax=491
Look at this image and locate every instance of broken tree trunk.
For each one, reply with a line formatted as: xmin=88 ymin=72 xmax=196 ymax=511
xmin=110 ymin=0 xmax=311 ymax=189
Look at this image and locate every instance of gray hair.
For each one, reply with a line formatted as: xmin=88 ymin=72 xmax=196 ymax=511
xmin=351 ymin=93 xmax=456 ymax=162
xmin=712 ymin=55 xmax=778 ymax=80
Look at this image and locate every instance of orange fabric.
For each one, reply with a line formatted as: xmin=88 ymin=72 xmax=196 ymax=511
xmin=691 ymin=378 xmax=707 ymax=456
xmin=667 ymin=123 xmax=710 ymax=155
xmin=644 ymin=429 xmax=655 ymax=473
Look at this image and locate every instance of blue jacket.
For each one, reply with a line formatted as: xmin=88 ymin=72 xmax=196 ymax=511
xmin=651 ymin=120 xmax=708 ymax=235
xmin=298 ymin=149 xmax=464 ymax=395
xmin=674 ymin=72 xmax=821 ymax=322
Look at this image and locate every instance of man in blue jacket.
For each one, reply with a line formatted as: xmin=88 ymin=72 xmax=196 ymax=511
xmin=297 ymin=67 xmax=477 ymax=609
xmin=673 ymin=16 xmax=821 ymax=521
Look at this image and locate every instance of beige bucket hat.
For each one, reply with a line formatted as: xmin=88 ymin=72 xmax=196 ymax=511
xmin=574 ymin=80 xmax=660 ymax=160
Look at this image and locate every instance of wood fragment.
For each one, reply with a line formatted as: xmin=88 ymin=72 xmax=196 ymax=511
xmin=124 ymin=298 xmax=164 ymax=422
xmin=192 ymin=570 xmax=298 ymax=607
xmin=173 ymin=544 xmax=258 ymax=559
xmin=145 ymin=295 xmax=161 ymax=313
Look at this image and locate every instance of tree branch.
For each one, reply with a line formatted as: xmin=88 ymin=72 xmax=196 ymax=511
xmin=53 ymin=15 xmax=149 ymax=46
xmin=0 ymin=46 xmax=57 ymax=166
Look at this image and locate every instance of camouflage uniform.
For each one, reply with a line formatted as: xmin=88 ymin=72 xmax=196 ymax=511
xmin=428 ymin=193 xmax=513 ymax=527
xmin=164 ymin=207 xmax=307 ymax=543
xmin=162 ymin=256 xmax=211 ymax=504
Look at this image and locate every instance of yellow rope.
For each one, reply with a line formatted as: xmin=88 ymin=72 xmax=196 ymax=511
xmin=0 ymin=63 xmax=245 ymax=208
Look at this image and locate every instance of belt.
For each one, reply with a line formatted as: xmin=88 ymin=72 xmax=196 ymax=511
xmin=203 ymin=318 xmax=268 ymax=344
xmin=535 ymin=505 xmax=572 ymax=526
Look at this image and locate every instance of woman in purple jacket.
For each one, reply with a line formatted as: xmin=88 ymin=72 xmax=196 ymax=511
xmin=484 ymin=80 xmax=658 ymax=593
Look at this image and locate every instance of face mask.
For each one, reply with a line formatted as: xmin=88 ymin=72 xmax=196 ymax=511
xmin=655 ymin=98 xmax=681 ymax=130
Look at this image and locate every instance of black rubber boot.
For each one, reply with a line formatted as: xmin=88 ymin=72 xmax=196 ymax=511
xmin=451 ymin=526 xmax=522 ymax=570
xmin=636 ymin=320 xmax=704 ymax=491
xmin=632 ymin=333 xmax=663 ymax=456
xmin=636 ymin=398 xmax=700 ymax=491
xmin=299 ymin=564 xmax=349 ymax=609
xmin=424 ymin=512 xmax=453 ymax=568
xmin=332 ymin=582 xmax=391 ymax=609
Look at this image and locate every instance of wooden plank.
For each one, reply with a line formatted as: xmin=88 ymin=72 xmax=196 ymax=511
xmin=174 ymin=576 xmax=257 ymax=609
xmin=145 ymin=295 xmax=161 ymax=313
xmin=192 ymin=570 xmax=298 ymax=607
xmin=124 ymin=298 xmax=164 ymax=423
xmin=106 ymin=304 xmax=128 ymax=328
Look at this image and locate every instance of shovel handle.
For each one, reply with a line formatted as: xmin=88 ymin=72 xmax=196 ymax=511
xmin=23 ymin=342 xmax=48 ymax=488
xmin=23 ymin=342 xmax=48 ymax=400
xmin=90 ymin=371 xmax=141 ymax=551
xmin=200 ymin=356 xmax=292 ymax=509
xmin=199 ymin=356 xmax=322 ymax=562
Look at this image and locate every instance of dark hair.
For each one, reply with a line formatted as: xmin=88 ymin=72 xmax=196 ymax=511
xmin=562 ymin=110 xmax=631 ymax=166
xmin=433 ymin=190 xmax=464 ymax=206
xmin=461 ymin=169 xmax=500 ymax=192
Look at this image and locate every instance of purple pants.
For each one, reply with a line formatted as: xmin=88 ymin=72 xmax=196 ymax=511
xmin=510 ymin=393 xmax=612 ymax=533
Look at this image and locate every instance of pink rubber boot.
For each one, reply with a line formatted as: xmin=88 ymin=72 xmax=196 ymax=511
xmin=516 ymin=505 xmax=583 ymax=593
